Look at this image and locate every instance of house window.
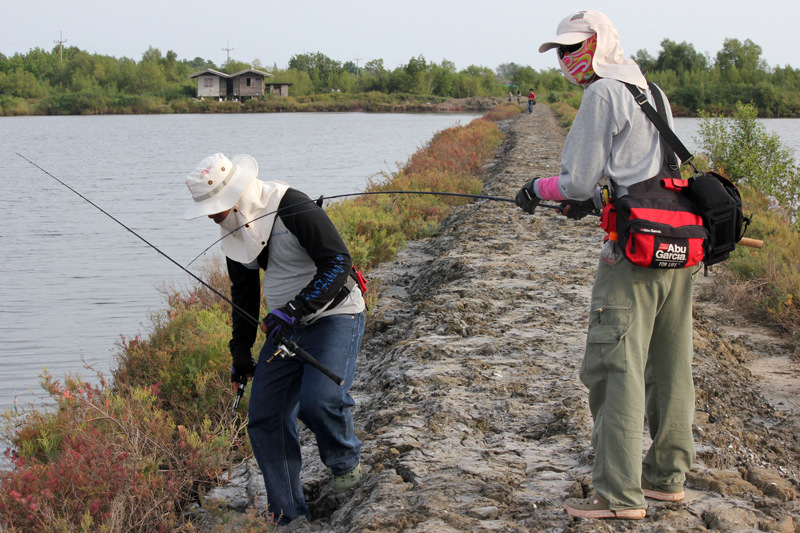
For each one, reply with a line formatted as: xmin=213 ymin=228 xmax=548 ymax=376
xmin=204 ymin=78 xmax=214 ymax=88
xmin=246 ymin=78 xmax=252 ymax=87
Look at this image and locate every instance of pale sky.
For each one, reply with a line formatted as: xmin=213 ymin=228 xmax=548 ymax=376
xmin=2 ymin=0 xmax=797 ymax=72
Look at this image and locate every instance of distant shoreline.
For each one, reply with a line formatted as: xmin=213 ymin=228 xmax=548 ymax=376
xmin=0 ymin=95 xmax=507 ymax=117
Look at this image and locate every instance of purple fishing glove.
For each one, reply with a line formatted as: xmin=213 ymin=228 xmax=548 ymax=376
xmin=261 ymin=301 xmax=303 ymax=344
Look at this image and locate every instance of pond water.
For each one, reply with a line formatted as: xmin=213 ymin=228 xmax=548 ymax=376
xmin=1 ymin=112 xmax=479 ymax=411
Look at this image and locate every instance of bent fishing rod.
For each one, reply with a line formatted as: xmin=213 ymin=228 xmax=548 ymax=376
xmin=187 ymin=189 xmax=598 ymax=266
xmin=16 ymin=153 xmax=344 ymax=395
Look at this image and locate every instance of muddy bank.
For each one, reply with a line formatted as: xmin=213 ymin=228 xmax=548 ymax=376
xmin=234 ymin=105 xmax=800 ymax=531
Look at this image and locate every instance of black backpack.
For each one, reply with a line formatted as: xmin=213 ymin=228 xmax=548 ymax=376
xmin=686 ymin=171 xmax=747 ymax=265
xmin=625 ymin=82 xmax=751 ymax=267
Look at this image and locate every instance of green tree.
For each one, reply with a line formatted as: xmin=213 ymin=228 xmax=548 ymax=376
xmin=138 ymin=59 xmax=168 ymax=94
xmin=496 ymin=62 xmax=520 ymax=80
xmin=0 ymin=68 xmax=48 ymax=97
xmin=716 ymin=38 xmax=767 ymax=73
xmin=271 ymin=67 xmax=313 ymax=96
xmin=329 ymin=70 xmax=358 ymax=93
xmin=288 ymin=52 xmax=342 ymax=90
xmin=654 ymin=39 xmax=708 ymax=73
xmin=342 ymin=61 xmax=358 ymax=75
xmin=361 ymin=59 xmax=387 ymax=92
xmin=461 ymin=65 xmax=501 ymax=95
xmin=632 ymin=49 xmax=656 ymax=74
xmin=430 ymin=60 xmax=456 ymax=97
xmin=183 ymin=57 xmax=217 ymax=71
xmin=696 ymin=102 xmax=800 ymax=216
xmin=538 ymin=68 xmax=570 ymax=92
xmin=400 ymin=55 xmax=429 ymax=94
xmin=21 ymin=47 xmax=57 ymax=78
xmin=141 ymin=46 xmax=163 ymax=63
xmin=221 ymin=59 xmax=251 ymax=74
xmin=510 ymin=65 xmax=535 ymax=91
xmin=716 ymin=38 xmax=768 ymax=84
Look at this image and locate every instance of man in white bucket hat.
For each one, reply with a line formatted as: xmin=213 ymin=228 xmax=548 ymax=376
xmin=515 ymin=11 xmax=695 ymax=520
xmin=185 ymin=153 xmax=366 ymax=525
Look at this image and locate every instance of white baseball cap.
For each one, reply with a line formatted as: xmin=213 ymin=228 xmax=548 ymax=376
xmin=183 ymin=153 xmax=258 ymax=219
xmin=538 ymin=10 xmax=600 ymax=52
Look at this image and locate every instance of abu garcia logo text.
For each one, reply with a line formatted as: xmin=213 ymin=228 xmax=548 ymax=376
xmin=655 ymin=242 xmax=687 ymax=262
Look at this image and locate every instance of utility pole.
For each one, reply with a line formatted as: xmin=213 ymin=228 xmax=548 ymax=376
xmin=54 ymin=31 xmax=67 ymax=63
xmin=222 ymin=41 xmax=234 ymax=63
xmin=353 ymin=54 xmax=362 ymax=76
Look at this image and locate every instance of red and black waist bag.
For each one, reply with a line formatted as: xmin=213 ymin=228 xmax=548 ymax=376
xmin=602 ymin=166 xmax=708 ymax=269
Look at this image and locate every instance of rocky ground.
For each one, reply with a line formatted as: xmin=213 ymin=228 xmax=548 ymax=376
xmin=208 ymin=104 xmax=800 ymax=532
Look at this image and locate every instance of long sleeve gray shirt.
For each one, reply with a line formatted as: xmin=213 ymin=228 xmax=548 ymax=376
xmin=555 ymin=78 xmax=674 ymax=200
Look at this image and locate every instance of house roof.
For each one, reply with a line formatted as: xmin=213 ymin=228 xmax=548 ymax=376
xmin=230 ymin=69 xmax=273 ymax=78
xmin=188 ymin=68 xmax=273 ymax=79
xmin=188 ymin=68 xmax=229 ymax=79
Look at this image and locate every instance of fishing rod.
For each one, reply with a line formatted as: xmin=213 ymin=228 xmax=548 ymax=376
xmin=16 ymin=153 xmax=344 ymax=400
xmin=187 ymin=190 xmax=597 ymax=266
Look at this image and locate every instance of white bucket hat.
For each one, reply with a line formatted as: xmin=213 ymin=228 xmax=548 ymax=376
xmin=539 ymin=10 xmax=647 ymax=89
xmin=184 ymin=153 xmax=258 ymax=219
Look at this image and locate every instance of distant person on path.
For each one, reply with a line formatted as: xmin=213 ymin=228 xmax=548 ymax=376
xmin=517 ymin=90 xmax=522 ymax=105
xmin=183 ymin=153 xmax=366 ymax=525
xmin=508 ymin=91 xmax=513 ymax=102
xmin=527 ymin=89 xmax=536 ymax=113
xmin=515 ymin=10 xmax=694 ymax=520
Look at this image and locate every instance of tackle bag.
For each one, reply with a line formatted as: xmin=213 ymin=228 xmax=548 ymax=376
xmin=624 ymin=82 xmax=750 ymax=268
xmin=604 ymin=166 xmax=707 ymax=269
xmin=687 ymin=172 xmax=747 ymax=265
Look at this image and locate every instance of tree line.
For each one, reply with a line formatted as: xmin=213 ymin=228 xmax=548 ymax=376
xmin=1 ymin=38 xmax=798 ymax=116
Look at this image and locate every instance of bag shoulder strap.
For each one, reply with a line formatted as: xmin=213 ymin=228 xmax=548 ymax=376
xmin=625 ymin=82 xmax=694 ymax=164
xmin=648 ymin=84 xmax=680 ymax=170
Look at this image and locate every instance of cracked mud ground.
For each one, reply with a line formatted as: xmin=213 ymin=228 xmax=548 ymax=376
xmin=281 ymin=105 xmax=800 ymax=532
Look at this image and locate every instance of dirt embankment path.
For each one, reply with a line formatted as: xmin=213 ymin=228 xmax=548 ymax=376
xmin=288 ymin=105 xmax=800 ymax=532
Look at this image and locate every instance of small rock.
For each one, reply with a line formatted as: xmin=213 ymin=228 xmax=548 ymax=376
xmin=467 ymin=505 xmax=501 ymax=520
xmin=704 ymin=506 xmax=758 ymax=530
xmin=746 ymin=467 xmax=797 ymax=502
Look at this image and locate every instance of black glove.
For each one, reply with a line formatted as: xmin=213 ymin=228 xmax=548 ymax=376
xmin=559 ymin=199 xmax=597 ymax=220
xmin=261 ymin=300 xmax=303 ymax=344
xmin=515 ymin=180 xmax=541 ymax=214
xmin=231 ymin=357 xmax=256 ymax=384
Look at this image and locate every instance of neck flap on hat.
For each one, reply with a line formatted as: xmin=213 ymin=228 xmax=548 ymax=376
xmin=218 ymin=179 xmax=290 ymax=264
xmin=588 ymin=19 xmax=647 ymax=88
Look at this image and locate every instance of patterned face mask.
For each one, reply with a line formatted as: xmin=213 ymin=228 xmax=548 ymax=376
xmin=559 ymin=34 xmax=598 ymax=86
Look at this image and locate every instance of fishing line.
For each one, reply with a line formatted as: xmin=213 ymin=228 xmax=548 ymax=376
xmin=16 ymin=153 xmax=261 ymax=330
xmin=187 ymin=189 xmax=591 ymax=266
xmin=19 ymin=153 xmax=345 ymax=390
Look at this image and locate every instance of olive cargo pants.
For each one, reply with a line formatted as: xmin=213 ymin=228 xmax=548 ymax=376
xmin=580 ymin=248 xmax=696 ymax=510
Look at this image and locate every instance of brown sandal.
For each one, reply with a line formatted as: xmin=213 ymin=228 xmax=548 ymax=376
xmin=565 ymin=495 xmax=646 ymax=520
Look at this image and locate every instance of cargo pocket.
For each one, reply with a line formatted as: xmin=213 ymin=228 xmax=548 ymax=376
xmin=581 ymin=303 xmax=632 ymax=383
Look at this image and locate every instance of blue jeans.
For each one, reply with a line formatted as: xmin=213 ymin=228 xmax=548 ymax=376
xmin=248 ymin=312 xmax=364 ymax=525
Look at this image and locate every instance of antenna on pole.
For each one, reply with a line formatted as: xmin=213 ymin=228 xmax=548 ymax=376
xmin=54 ymin=31 xmax=67 ymax=63
xmin=222 ymin=41 xmax=234 ymax=63
xmin=353 ymin=54 xmax=362 ymax=76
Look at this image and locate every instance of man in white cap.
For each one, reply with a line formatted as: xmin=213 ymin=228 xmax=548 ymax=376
xmin=184 ymin=153 xmax=366 ymax=525
xmin=515 ymin=11 xmax=695 ymax=520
